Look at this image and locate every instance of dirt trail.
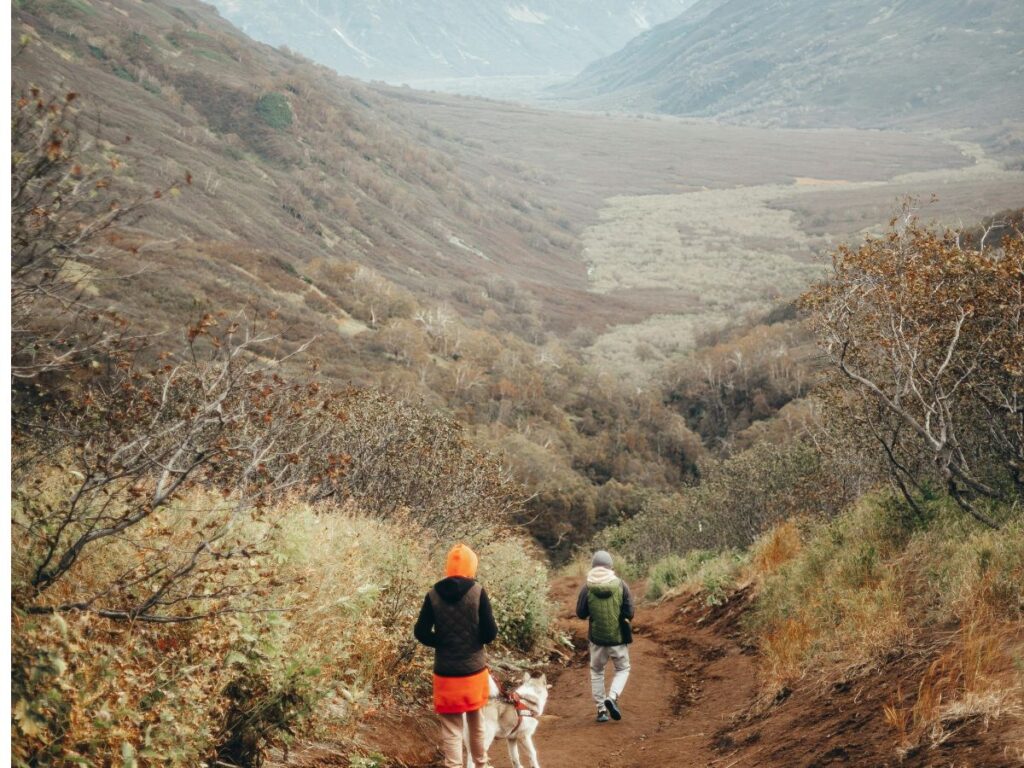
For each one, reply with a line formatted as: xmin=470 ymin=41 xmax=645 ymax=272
xmin=500 ymin=576 xmax=757 ymax=768
xmin=276 ymin=576 xmax=1019 ymax=768
xmin=501 ymin=577 xmax=1019 ymax=768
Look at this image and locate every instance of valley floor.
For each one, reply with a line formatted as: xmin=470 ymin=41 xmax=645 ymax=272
xmin=273 ymin=577 xmax=1020 ymax=768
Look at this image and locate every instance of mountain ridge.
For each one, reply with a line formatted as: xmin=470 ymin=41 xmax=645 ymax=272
xmin=553 ymin=0 xmax=1024 ymax=128
xmin=209 ymin=0 xmax=698 ymax=83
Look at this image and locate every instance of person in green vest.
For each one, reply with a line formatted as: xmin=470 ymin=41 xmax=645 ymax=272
xmin=575 ymin=550 xmax=635 ymax=722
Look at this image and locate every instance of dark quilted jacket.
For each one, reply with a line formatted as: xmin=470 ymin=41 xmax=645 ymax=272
xmin=414 ymin=577 xmax=498 ymax=676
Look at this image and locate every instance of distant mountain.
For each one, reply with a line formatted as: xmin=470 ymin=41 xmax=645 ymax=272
xmin=209 ymin=0 xmax=698 ymax=82
xmin=553 ymin=0 xmax=1024 ymax=127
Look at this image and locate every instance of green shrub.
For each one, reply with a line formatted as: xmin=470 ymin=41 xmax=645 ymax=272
xmin=478 ymin=539 xmax=553 ymax=654
xmin=696 ymin=551 xmax=747 ymax=606
xmin=255 ymin=93 xmax=293 ymax=130
xmin=646 ymin=550 xmax=746 ymax=604
xmin=112 ymin=65 xmax=135 ymax=82
xmin=647 ymin=551 xmax=711 ymax=600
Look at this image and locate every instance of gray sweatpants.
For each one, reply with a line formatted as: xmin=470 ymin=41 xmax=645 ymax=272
xmin=589 ymin=641 xmax=630 ymax=707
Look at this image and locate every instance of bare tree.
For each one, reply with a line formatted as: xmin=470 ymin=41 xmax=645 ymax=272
xmin=804 ymin=209 xmax=1024 ymax=527
xmin=13 ymin=317 xmax=350 ymax=621
xmin=10 ymin=89 xmax=520 ymax=625
xmin=11 ymin=86 xmax=185 ymax=379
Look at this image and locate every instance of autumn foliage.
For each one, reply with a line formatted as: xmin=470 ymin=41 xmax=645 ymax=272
xmin=9 ymin=88 xmax=538 ymax=766
xmin=803 ymin=210 xmax=1024 ymax=527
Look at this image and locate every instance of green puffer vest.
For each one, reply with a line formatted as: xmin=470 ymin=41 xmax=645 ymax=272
xmin=587 ymin=580 xmax=624 ymax=646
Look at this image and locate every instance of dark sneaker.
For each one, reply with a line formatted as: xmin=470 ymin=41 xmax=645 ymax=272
xmin=604 ymin=697 xmax=622 ymax=721
xmin=596 ymin=709 xmax=610 ymax=723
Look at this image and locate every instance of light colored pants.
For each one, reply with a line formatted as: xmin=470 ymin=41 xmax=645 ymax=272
xmin=590 ymin=641 xmax=631 ymax=707
xmin=439 ymin=710 xmax=487 ymax=768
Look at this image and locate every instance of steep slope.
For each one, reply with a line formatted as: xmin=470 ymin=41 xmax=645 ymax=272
xmin=554 ymin=0 xmax=1024 ymax=128
xmin=209 ymin=0 xmax=698 ymax=82
xmin=12 ymin=0 xmax=710 ymax=555
xmin=12 ymin=0 xmax=1014 ymax=558
xmin=13 ymin=0 xmax=597 ymax=329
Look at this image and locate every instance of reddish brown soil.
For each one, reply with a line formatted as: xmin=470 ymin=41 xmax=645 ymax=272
xmin=275 ymin=577 xmax=1021 ymax=768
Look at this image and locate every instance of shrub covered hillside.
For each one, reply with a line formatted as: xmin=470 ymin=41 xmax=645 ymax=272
xmin=11 ymin=0 xmax=710 ymax=558
xmin=602 ymin=210 xmax=1024 ymax=759
xmin=10 ymin=91 xmax=554 ymax=767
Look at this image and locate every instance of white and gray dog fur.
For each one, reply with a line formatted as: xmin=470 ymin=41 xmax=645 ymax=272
xmin=465 ymin=672 xmax=549 ymax=768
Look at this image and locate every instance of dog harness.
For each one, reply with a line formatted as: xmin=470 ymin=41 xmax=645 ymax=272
xmin=496 ymin=683 xmax=540 ymax=737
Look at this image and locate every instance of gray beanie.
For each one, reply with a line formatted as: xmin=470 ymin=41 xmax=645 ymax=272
xmin=591 ymin=550 xmax=613 ymax=568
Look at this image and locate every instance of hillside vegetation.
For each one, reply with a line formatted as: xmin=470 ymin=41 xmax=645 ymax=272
xmin=602 ymin=212 xmax=1024 ymax=762
xmin=10 ymin=0 xmax=1024 ymax=765
xmin=11 ymin=87 xmax=557 ymax=765
xmin=12 ymin=0 xmax=715 ymax=556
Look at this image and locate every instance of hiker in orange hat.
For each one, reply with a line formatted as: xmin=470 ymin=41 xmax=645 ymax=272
xmin=414 ymin=543 xmax=498 ymax=768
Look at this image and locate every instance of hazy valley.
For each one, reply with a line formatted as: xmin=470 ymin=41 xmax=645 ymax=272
xmin=10 ymin=0 xmax=1024 ymax=766
xmin=209 ymin=0 xmax=697 ymax=86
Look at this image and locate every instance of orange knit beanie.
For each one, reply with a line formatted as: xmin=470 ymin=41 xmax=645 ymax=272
xmin=445 ymin=543 xmax=479 ymax=579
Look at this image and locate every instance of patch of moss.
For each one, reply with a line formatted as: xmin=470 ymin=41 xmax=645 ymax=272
xmin=255 ymin=93 xmax=293 ymax=131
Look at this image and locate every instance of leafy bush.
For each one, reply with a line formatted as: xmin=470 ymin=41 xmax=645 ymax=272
xmin=12 ymin=607 xmax=240 ymax=766
xmin=479 ymin=539 xmax=553 ymax=654
xmin=213 ymin=504 xmax=436 ymax=766
xmin=803 ymin=212 xmax=1024 ymax=528
xmin=255 ymin=93 xmax=293 ymax=130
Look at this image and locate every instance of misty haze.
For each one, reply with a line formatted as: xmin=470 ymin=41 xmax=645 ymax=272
xmin=10 ymin=1 xmax=1024 ymax=767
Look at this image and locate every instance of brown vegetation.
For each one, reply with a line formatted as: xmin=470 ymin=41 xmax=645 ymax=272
xmin=804 ymin=207 xmax=1024 ymax=528
xmin=9 ymin=89 xmax=549 ymax=767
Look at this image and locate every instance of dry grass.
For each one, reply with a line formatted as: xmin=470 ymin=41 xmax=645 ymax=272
xmin=12 ymin=486 xmax=556 ymax=764
xmin=749 ymin=520 xmax=803 ymax=579
xmin=749 ymin=497 xmax=1023 ymax=714
xmin=761 ymin=618 xmax=814 ymax=690
xmin=885 ymin=607 xmax=1024 ymax=755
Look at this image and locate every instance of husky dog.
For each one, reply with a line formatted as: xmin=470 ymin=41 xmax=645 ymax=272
xmin=466 ymin=672 xmax=550 ymax=768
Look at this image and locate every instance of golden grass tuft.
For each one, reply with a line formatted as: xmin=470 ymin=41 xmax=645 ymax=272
xmin=750 ymin=519 xmax=803 ymax=579
xmin=761 ymin=617 xmax=814 ymax=689
xmin=883 ymin=577 xmax=1024 ymax=755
